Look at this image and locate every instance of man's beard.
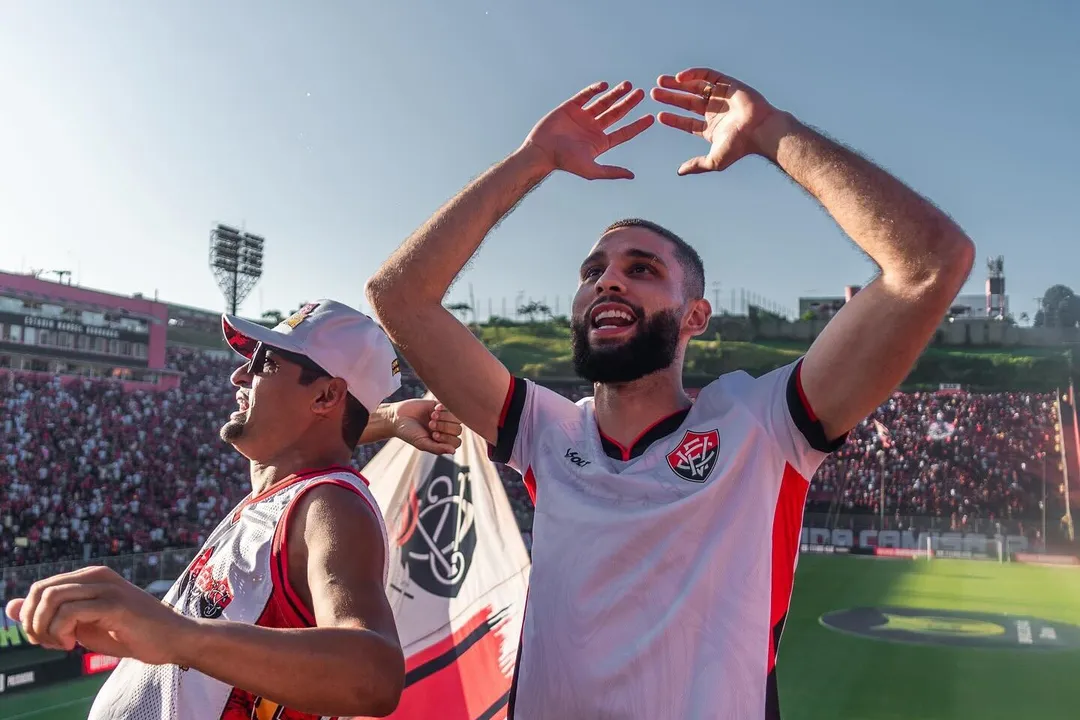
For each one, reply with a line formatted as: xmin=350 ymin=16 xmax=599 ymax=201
xmin=220 ymin=416 xmax=245 ymax=444
xmin=571 ymin=306 xmax=681 ymax=384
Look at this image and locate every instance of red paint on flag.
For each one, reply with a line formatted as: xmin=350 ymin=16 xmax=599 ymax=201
xmin=352 ymin=606 xmax=512 ymax=720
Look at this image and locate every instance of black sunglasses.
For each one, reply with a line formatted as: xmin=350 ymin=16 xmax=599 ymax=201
xmin=247 ymin=341 xmax=330 ymax=377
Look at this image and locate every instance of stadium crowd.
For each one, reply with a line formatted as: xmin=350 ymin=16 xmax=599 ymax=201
xmin=807 ymin=390 xmax=1064 ymax=535
xmin=1 ymin=348 xmax=1069 ymax=595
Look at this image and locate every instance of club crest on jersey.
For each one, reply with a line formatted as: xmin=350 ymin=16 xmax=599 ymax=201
xmin=666 ymin=429 xmax=721 ymax=483
xmin=176 ymin=546 xmax=234 ymax=619
xmin=395 ymin=455 xmax=476 ymax=598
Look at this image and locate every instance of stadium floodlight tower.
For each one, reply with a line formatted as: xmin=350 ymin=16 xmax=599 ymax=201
xmin=209 ymin=223 xmax=265 ymax=315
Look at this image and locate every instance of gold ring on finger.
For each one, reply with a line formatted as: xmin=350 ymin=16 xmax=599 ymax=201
xmin=701 ymin=82 xmax=714 ymax=101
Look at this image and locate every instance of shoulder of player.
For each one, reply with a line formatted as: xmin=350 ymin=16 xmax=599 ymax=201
xmin=694 ymin=367 xmax=756 ymax=405
xmin=690 ymin=361 xmax=804 ymax=433
xmin=286 ymin=480 xmax=384 ymax=550
xmin=519 ymin=377 xmax=588 ymax=409
xmin=698 ymin=360 xmax=799 ymax=402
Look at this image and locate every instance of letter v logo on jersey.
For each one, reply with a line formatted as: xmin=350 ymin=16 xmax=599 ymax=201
xmin=666 ymin=429 xmax=720 ymax=483
xmin=565 ymin=448 xmax=591 ymax=468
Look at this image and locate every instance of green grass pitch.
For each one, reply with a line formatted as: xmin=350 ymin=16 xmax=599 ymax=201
xmin=780 ymin=555 xmax=1080 ymax=720
xmin=3 ymin=555 xmax=1078 ymax=719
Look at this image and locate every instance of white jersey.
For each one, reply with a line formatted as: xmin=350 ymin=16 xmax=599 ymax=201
xmin=488 ymin=359 xmax=843 ymax=720
xmin=88 ymin=466 xmax=388 ymax=720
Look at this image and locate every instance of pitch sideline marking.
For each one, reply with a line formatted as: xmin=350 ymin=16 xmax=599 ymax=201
xmin=4 ymin=695 xmax=96 ymax=720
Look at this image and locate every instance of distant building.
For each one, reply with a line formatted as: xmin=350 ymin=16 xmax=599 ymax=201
xmin=800 ymin=259 xmax=1009 ymax=321
xmin=0 ymin=270 xmax=180 ymax=390
xmin=799 ymin=291 xmax=1010 ymax=321
xmin=799 ymin=296 xmax=845 ymax=319
xmin=949 ymin=293 xmax=1010 ymax=320
xmin=164 ymin=300 xmax=232 ymax=354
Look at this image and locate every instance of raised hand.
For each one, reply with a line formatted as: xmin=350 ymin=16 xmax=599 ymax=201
xmin=651 ymin=68 xmax=781 ymax=175
xmin=521 ymin=81 xmax=655 ymax=180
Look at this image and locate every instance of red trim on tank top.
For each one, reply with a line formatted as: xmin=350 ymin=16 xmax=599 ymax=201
xmin=270 ymin=476 xmax=379 ymax=627
xmin=232 ymin=465 xmax=366 ymax=523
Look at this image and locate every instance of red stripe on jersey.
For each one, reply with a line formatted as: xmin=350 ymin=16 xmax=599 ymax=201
xmin=793 ymin=362 xmax=818 ymax=423
xmin=768 ymin=463 xmax=810 ymax=673
xmin=522 ymin=466 xmax=537 ymax=505
xmin=499 ymin=376 xmax=517 ymax=428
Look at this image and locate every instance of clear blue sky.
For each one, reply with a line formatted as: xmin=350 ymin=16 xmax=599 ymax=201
xmin=1 ymin=0 xmax=1076 ymax=322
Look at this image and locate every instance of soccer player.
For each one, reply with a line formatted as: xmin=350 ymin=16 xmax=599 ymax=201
xmin=366 ymin=68 xmax=975 ymax=718
xmin=5 ymin=300 xmax=463 ymax=719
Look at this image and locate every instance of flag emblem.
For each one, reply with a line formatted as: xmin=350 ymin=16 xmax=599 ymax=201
xmin=364 ymin=416 xmax=530 ymax=719
xmin=666 ymin=429 xmax=721 ymax=483
xmin=396 ymin=456 xmax=477 ymax=598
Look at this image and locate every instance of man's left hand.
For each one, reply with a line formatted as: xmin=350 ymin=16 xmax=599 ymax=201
xmin=392 ymin=399 xmax=463 ymax=455
xmin=5 ymin=566 xmax=194 ymax=665
xmin=651 ymin=67 xmax=783 ymax=175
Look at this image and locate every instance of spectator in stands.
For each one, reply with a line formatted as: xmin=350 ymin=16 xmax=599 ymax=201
xmin=806 ymin=390 xmax=1064 ymax=533
xmin=1 ymin=346 xmax=1068 ymax=600
xmin=0 ymin=348 xmax=431 ymax=570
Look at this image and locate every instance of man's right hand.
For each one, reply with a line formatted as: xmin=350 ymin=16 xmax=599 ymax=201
xmin=367 ymin=80 xmax=653 ymax=448
xmin=520 ymin=81 xmax=654 ymax=181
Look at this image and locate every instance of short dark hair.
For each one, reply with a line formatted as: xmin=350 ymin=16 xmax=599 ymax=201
xmin=603 ymin=218 xmax=705 ymax=300
xmin=276 ymin=347 xmax=371 ymax=449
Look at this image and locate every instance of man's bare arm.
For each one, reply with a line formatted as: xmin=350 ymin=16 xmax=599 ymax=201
xmin=367 ymin=81 xmax=653 ymax=444
xmin=358 ymin=403 xmax=400 ymax=444
xmin=174 ymin=487 xmax=403 ymax=717
xmin=758 ymin=114 xmax=974 ymax=440
xmin=653 ymin=68 xmax=974 ymax=441
xmin=359 ymin=399 xmax=463 ymax=455
xmin=366 ymin=148 xmax=551 ymax=444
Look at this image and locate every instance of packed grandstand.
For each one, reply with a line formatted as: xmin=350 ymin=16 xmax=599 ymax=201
xmin=3 ymin=342 xmax=1073 ymax=602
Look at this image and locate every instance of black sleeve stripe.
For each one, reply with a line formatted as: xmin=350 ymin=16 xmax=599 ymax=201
xmin=489 ymin=376 xmax=528 ymax=464
xmin=786 ymin=361 xmax=847 ymax=454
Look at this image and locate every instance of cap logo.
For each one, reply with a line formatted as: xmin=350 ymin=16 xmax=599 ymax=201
xmin=391 ymin=358 xmax=400 ymax=376
xmin=283 ymin=302 xmax=320 ymax=329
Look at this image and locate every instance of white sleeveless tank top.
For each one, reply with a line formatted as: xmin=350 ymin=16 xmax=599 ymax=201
xmin=87 ymin=466 xmax=387 ymax=720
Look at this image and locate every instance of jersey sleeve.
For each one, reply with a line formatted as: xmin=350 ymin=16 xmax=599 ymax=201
xmin=488 ymin=376 xmax=578 ymax=477
xmin=746 ymin=358 xmax=848 ymax=480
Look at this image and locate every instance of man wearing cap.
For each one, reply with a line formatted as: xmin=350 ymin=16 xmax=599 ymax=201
xmin=6 ymin=299 xmax=463 ymax=720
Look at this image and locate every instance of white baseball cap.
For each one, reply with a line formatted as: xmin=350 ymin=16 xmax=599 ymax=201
xmin=221 ymin=299 xmax=402 ymax=412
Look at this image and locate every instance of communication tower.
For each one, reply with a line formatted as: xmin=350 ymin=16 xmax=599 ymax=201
xmin=985 ymin=256 xmax=1006 ymax=319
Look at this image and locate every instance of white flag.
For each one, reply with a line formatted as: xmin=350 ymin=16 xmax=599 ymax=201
xmin=357 ymin=423 xmax=531 ymax=720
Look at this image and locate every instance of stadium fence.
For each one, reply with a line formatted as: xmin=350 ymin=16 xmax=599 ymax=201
xmin=2 ymin=549 xmax=198 ymax=602
xmin=4 ymin=510 xmax=1066 ymax=601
